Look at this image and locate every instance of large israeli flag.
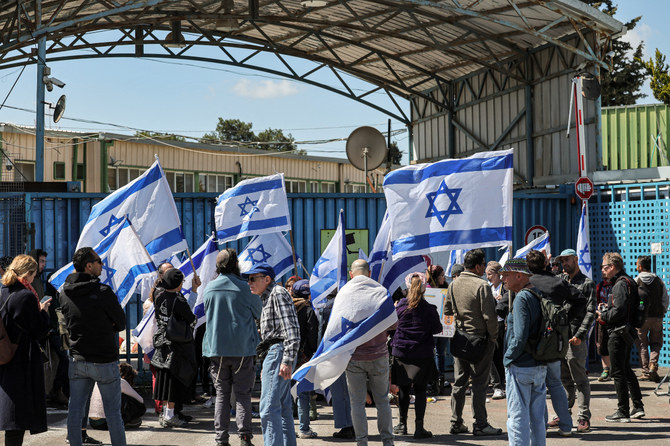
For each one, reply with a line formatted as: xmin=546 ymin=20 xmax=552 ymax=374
xmin=239 ymin=232 xmax=300 ymax=280
xmin=577 ymin=202 xmax=592 ymax=279
xmin=51 ymin=217 xmax=157 ymax=308
xmin=215 ymin=173 xmax=291 ymax=243
xmin=368 ymin=212 xmax=391 ymax=282
xmin=383 ymin=149 xmax=513 ymax=259
xmin=75 ymin=158 xmax=187 ymax=265
xmin=515 ymin=231 xmax=551 ymax=259
xmin=292 ymin=275 xmax=397 ymax=396
xmin=309 ymin=210 xmax=347 ymax=309
xmin=179 ymin=235 xmax=219 ymax=330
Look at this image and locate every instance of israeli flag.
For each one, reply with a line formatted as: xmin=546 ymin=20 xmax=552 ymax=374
xmin=133 ymin=304 xmax=157 ymax=358
xmin=368 ymin=211 xmax=392 ymax=282
xmin=179 ymin=235 xmax=219 ymax=330
xmin=239 ymin=232 xmax=300 ymax=280
xmin=383 ymin=149 xmax=513 ymax=259
xmin=498 ymin=245 xmax=511 ymax=266
xmin=577 ymin=203 xmax=592 ymax=279
xmin=445 ymin=249 xmax=468 ymax=277
xmin=515 ymin=232 xmax=551 ymax=259
xmin=309 ymin=210 xmax=347 ymax=309
xmin=51 ymin=217 xmax=157 ymax=308
xmin=215 ymin=173 xmax=291 ymax=243
xmin=292 ymin=275 xmax=397 ymax=396
xmin=75 ymin=158 xmax=187 ymax=265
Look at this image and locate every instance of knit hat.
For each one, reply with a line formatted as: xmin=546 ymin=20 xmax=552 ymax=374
xmin=500 ymin=258 xmax=532 ymax=275
xmin=161 ymin=268 xmax=184 ymax=289
xmin=292 ymin=279 xmax=311 ymax=298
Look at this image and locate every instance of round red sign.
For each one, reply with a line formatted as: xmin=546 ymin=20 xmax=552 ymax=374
xmin=575 ymin=177 xmax=594 ymax=201
xmin=524 ymin=225 xmax=547 ymax=246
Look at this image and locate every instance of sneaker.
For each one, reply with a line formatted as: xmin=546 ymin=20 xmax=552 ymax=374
xmin=631 ymin=407 xmax=645 ymax=419
xmin=473 ymin=424 xmax=503 ymax=436
xmin=176 ymin=412 xmax=193 ymax=422
xmin=125 ymin=418 xmax=143 ymax=429
xmin=492 ymin=388 xmax=505 ymax=400
xmin=160 ymin=415 xmax=187 ymax=428
xmin=648 ymin=370 xmax=660 ymax=383
xmin=393 ymin=422 xmax=407 ymax=435
xmin=203 ymin=397 xmax=214 ymax=408
xmin=577 ymin=419 xmax=590 ymax=433
xmin=558 ymin=428 xmax=572 ymax=437
xmin=547 ymin=416 xmax=560 ymax=428
xmin=449 ymin=423 xmax=469 ymax=434
xmin=598 ymin=370 xmax=611 ymax=382
xmin=299 ymin=430 xmax=318 ymax=439
xmin=240 ymin=434 xmax=254 ymax=446
xmin=333 ymin=426 xmax=355 ymax=439
xmin=216 ymin=442 xmax=231 ymax=446
xmin=605 ymin=411 xmax=630 ymax=423
xmin=82 ymin=433 xmax=103 ymax=445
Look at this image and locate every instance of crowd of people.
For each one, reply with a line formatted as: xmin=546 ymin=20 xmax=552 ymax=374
xmin=0 ymin=243 xmax=667 ymax=446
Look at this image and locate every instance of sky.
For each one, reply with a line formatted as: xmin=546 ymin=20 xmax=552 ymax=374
xmin=0 ymin=1 xmax=667 ymax=165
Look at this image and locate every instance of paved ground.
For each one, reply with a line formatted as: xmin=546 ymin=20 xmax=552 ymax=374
xmin=4 ymin=368 xmax=670 ymax=445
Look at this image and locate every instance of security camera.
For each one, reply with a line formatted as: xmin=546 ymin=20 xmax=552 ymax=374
xmin=50 ymin=77 xmax=66 ymax=88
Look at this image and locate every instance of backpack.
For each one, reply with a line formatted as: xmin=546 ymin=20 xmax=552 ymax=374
xmin=0 ymin=289 xmax=18 ymax=365
xmin=617 ymin=275 xmax=645 ymax=328
xmin=524 ymin=288 xmax=570 ymax=363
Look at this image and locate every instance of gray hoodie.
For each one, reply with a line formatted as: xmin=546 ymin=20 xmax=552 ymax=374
xmin=636 ymin=271 xmax=669 ymax=313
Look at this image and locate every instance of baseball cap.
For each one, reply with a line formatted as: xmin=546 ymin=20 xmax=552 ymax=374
xmin=556 ymin=249 xmax=577 ymax=259
xmin=242 ymin=262 xmax=276 ymax=281
xmin=292 ymin=279 xmax=311 ymax=298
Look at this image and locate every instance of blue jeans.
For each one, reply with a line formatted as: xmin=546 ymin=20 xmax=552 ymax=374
xmin=506 ymin=364 xmax=547 ymax=446
xmin=330 ymin=373 xmax=353 ymax=429
xmin=67 ymin=357 xmax=126 ymax=446
xmin=434 ymin=337 xmax=449 ymax=374
xmin=545 ymin=360 xmax=572 ymax=432
xmin=260 ymin=344 xmax=296 ymax=446
xmin=345 ymin=356 xmax=393 ymax=446
xmin=297 ymin=391 xmax=311 ymax=433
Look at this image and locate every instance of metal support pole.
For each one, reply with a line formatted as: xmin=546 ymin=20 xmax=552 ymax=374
xmin=525 ymin=84 xmax=534 ymax=187
xmin=448 ymin=83 xmax=455 ymax=159
xmin=594 ymin=66 xmax=603 ymax=172
xmin=36 ymin=35 xmax=46 ymax=182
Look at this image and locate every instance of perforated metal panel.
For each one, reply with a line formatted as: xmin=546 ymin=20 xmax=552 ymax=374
xmin=589 ymin=182 xmax=670 ymax=367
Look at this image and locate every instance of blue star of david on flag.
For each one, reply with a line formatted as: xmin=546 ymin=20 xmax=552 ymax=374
xmin=238 ymin=197 xmax=259 ymax=217
xmin=328 ymin=316 xmax=360 ymax=344
xmin=245 ymin=244 xmax=273 ymax=265
xmin=98 ymin=214 xmax=124 ymax=237
xmin=100 ymin=262 xmax=117 ymax=287
xmin=578 ymin=244 xmax=591 ymax=273
xmin=425 ymin=179 xmax=463 ymax=227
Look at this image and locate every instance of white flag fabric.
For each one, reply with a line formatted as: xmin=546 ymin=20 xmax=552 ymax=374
xmin=50 ymin=217 xmax=157 ymax=308
xmin=368 ymin=211 xmax=392 ymax=282
xmin=292 ymin=275 xmax=397 ymax=396
xmin=309 ymin=210 xmax=347 ymax=309
xmin=577 ymin=202 xmax=593 ymax=279
xmin=179 ymin=235 xmax=220 ymax=330
xmin=133 ymin=304 xmax=157 ymax=358
xmin=75 ymin=158 xmax=187 ymax=265
xmin=498 ymin=245 xmax=511 ymax=267
xmin=383 ymin=149 xmax=513 ymax=259
xmin=214 ymin=173 xmax=291 ymax=243
xmin=239 ymin=232 xmax=300 ymax=280
xmin=515 ymin=232 xmax=551 ymax=259
xmin=445 ymin=249 xmax=468 ymax=277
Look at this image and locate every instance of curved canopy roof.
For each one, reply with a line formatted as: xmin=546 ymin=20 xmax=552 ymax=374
xmin=0 ymin=0 xmax=624 ymax=121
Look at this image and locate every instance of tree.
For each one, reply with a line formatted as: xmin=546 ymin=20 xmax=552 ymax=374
xmin=135 ymin=131 xmax=185 ymax=141
xmin=386 ymin=141 xmax=403 ymax=165
xmin=580 ymin=1 xmax=647 ymax=106
xmin=641 ymin=49 xmax=670 ymax=105
xmin=256 ymin=127 xmax=297 ymax=152
xmin=201 ymin=118 xmax=256 ymax=145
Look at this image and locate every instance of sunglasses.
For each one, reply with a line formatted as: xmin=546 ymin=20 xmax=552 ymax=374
xmin=600 ymin=263 xmax=613 ymax=270
xmin=247 ymin=275 xmax=265 ymax=283
xmin=92 ymin=258 xmax=103 ymax=264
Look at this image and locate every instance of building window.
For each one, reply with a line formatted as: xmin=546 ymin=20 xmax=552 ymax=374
xmin=322 ymin=182 xmax=336 ymax=193
xmin=53 ymin=162 xmax=66 ymax=180
xmin=344 ymin=183 xmax=366 ymax=193
xmin=14 ymin=161 xmax=35 ymax=182
xmin=310 ymin=181 xmax=319 ymax=193
xmin=164 ymin=171 xmax=195 ymax=193
xmin=198 ymin=173 xmax=234 ymax=193
xmin=286 ymin=179 xmax=306 ymax=193
xmin=75 ymin=163 xmax=85 ymax=181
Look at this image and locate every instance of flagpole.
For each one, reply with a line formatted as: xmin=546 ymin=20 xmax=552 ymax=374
xmin=288 ymin=230 xmax=299 ymax=276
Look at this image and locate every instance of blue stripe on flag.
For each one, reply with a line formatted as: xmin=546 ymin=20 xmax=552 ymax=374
xmin=274 ymin=255 xmax=295 ymax=277
xmin=145 ymin=227 xmax=186 ymax=257
xmin=87 ymin=165 xmax=163 ymax=220
xmin=381 ymin=256 xmax=425 ymax=290
xmin=216 ymin=216 xmax=289 ymax=240
xmin=116 ymin=262 xmax=157 ymax=305
xmin=392 ymin=227 xmax=513 ymax=255
xmin=383 ymin=153 xmax=513 ymax=186
xmin=216 ymin=177 xmax=284 ymax=204
xmin=193 ymin=302 xmax=205 ymax=320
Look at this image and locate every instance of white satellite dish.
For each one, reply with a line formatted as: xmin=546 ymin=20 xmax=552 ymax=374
xmin=345 ymin=126 xmax=387 ymax=192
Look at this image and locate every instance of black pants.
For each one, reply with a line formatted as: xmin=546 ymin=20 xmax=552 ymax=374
xmin=4 ymin=430 xmax=25 ymax=446
xmin=398 ymin=383 xmax=427 ymax=424
xmin=608 ymin=329 xmax=643 ymax=415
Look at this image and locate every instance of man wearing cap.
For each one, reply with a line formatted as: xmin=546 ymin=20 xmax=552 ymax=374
xmin=557 ymin=248 xmax=596 ymax=433
xmin=202 ymin=249 xmax=262 ymax=446
xmin=500 ymin=258 xmax=547 ymax=446
xmin=245 ymin=262 xmax=300 ymax=446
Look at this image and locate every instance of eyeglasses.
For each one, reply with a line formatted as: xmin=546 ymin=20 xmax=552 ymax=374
xmin=600 ymin=263 xmax=613 ymax=270
xmin=92 ymin=258 xmax=103 ymax=264
xmin=247 ymin=275 xmax=264 ymax=283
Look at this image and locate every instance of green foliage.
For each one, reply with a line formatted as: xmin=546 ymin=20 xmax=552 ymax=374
xmin=135 ymin=131 xmax=185 ymax=142
xmin=201 ymin=118 xmax=256 ymax=145
xmin=256 ymin=127 xmax=298 ymax=152
xmin=386 ymin=141 xmax=403 ymax=166
xmin=641 ymin=49 xmax=670 ymax=105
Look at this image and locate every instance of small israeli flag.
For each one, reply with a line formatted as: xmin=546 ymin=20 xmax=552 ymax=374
xmin=133 ymin=305 xmax=156 ymax=358
xmin=577 ymin=203 xmax=592 ymax=279
xmin=179 ymin=235 xmax=219 ymax=329
xmin=445 ymin=249 xmax=468 ymax=277
xmin=309 ymin=210 xmax=347 ymax=309
xmin=214 ymin=173 xmax=291 ymax=243
xmin=383 ymin=149 xmax=513 ymax=259
xmin=239 ymin=232 xmax=300 ymax=281
xmin=515 ymin=232 xmax=551 ymax=259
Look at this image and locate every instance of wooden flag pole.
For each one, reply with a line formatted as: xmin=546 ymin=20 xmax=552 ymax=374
xmin=288 ymin=230 xmax=299 ymax=277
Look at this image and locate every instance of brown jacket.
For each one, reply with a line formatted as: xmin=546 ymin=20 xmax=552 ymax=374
xmin=444 ymin=271 xmax=498 ymax=341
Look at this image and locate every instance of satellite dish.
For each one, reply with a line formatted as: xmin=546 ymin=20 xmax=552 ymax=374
xmin=346 ymin=126 xmax=387 ymax=192
xmin=579 ymin=73 xmax=601 ymax=100
xmin=53 ymin=95 xmax=66 ymax=123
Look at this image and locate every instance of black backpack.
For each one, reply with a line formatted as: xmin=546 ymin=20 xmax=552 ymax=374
xmin=523 ymin=289 xmax=571 ymax=363
xmin=616 ymin=275 xmax=645 ymax=328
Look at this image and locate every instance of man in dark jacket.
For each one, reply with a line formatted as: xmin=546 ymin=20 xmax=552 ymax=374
xmin=597 ymin=252 xmax=644 ymax=422
xmin=527 ymin=249 xmax=584 ymax=436
xmin=60 ymin=247 xmax=127 ymax=446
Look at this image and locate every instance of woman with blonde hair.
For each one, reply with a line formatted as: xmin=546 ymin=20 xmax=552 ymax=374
xmin=0 ymin=254 xmax=51 ymax=446
xmin=391 ymin=272 xmax=443 ymax=439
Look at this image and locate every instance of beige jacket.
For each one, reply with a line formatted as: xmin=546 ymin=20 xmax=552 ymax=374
xmin=444 ymin=271 xmax=498 ymax=341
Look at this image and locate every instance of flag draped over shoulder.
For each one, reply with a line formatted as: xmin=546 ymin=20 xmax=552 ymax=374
xmin=292 ymin=275 xmax=397 ymax=396
xmin=50 ymin=217 xmax=157 ymax=308
xmin=214 ymin=173 xmax=291 ymax=243
xmin=577 ymin=202 xmax=592 ymax=279
xmin=309 ymin=210 xmax=347 ymax=309
xmin=383 ymin=149 xmax=513 ymax=260
xmin=179 ymin=235 xmax=219 ymax=330
xmin=76 ymin=158 xmax=187 ymax=265
xmin=239 ymin=232 xmax=300 ymax=280
xmin=514 ymin=232 xmax=551 ymax=259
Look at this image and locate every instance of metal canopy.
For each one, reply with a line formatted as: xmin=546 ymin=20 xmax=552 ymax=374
xmin=0 ymin=0 xmax=624 ymax=123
